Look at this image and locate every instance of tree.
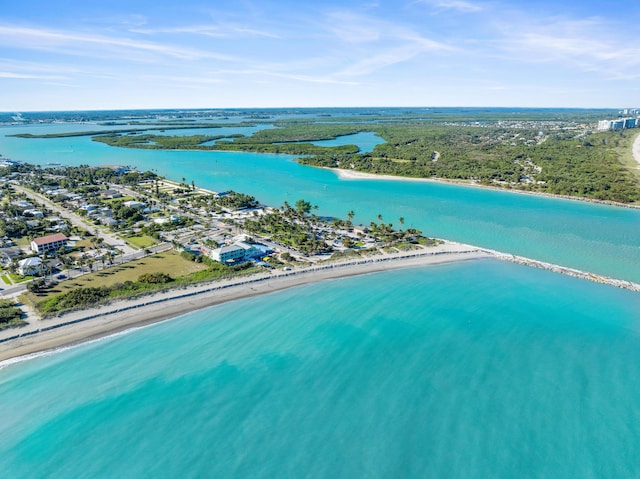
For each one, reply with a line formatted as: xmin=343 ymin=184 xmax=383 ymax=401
xmin=347 ymin=210 xmax=355 ymax=223
xmin=295 ymin=199 xmax=312 ymax=216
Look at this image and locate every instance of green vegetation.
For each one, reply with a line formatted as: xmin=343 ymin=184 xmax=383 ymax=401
xmin=23 ymin=251 xmax=260 ymax=317
xmin=61 ymin=115 xmax=640 ymax=204
xmin=0 ymin=299 xmax=25 ymax=330
xmin=206 ymin=191 xmax=259 ymax=210
xmin=50 ymin=252 xmax=207 ymax=291
xmin=9 ymin=109 xmax=640 ymax=204
xmin=243 ymin=201 xmax=331 ymax=255
xmin=92 ymin=131 xmax=360 ymax=156
xmin=299 ymin=125 xmax=640 ymax=203
xmin=125 ymin=235 xmax=157 ymax=249
xmin=8 ymin=123 xmax=251 ymax=139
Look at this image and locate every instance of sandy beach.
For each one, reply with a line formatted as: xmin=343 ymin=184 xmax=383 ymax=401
xmin=332 ymin=167 xmax=640 ymax=210
xmin=0 ymin=243 xmax=487 ymax=364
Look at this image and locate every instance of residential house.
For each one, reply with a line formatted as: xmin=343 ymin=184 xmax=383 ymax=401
xmin=0 ymin=247 xmax=21 ymax=267
xmin=123 ymin=200 xmax=146 ymax=209
xmin=100 ymin=189 xmax=123 ymax=199
xmin=18 ymin=257 xmax=42 ymax=276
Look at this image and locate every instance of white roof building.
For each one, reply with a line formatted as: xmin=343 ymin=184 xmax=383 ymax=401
xmin=18 ymin=257 xmax=42 ymax=276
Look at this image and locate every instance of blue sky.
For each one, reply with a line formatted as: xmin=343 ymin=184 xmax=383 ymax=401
xmin=1 ymin=0 xmax=639 ymax=110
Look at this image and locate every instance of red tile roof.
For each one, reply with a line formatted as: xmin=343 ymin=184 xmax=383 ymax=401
xmin=32 ymin=233 xmax=68 ymax=246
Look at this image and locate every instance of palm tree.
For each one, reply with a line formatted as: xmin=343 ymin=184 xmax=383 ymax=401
xmin=347 ymin=210 xmax=355 ymax=226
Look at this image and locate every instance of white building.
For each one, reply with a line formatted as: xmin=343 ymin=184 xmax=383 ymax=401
xmin=31 ymin=233 xmax=68 ymax=254
xmin=18 ymin=257 xmax=42 ymax=276
xmin=210 ymin=244 xmax=246 ymax=263
xmin=123 ymin=200 xmax=146 ymax=209
xmin=235 ymin=241 xmax=260 ymax=259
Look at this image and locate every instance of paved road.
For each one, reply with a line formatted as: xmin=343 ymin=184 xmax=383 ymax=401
xmin=0 ymin=242 xmax=173 ymax=298
xmin=14 ymin=185 xmax=137 ymax=255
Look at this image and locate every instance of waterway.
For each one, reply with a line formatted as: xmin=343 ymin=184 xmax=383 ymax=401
xmin=1 ymin=118 xmax=640 ymax=477
xmin=1 ymin=124 xmax=639 ymax=283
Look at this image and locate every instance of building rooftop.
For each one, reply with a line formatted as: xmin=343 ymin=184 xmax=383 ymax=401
xmin=32 ymin=233 xmax=68 ymax=246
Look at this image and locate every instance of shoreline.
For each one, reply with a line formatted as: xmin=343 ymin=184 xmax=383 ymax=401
xmin=0 ymin=244 xmax=487 ymax=364
xmin=2 ymin=240 xmax=640 ymax=365
xmin=330 ymin=168 xmax=640 ymax=210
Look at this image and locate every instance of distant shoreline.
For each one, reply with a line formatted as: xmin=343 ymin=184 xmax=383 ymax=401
xmin=331 ymin=168 xmax=640 ymax=210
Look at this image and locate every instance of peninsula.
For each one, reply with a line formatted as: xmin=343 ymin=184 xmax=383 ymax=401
xmin=1 ymin=158 xmax=639 ymax=364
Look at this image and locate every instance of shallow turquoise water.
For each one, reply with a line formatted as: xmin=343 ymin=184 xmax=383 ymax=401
xmin=2 ymin=260 xmax=640 ymax=478
xmin=1 ymin=125 xmax=639 ymax=282
xmin=1 ymin=121 xmax=640 ymax=477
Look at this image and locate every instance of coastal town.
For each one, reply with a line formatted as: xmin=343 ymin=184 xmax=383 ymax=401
xmin=0 ymin=158 xmax=448 ymax=336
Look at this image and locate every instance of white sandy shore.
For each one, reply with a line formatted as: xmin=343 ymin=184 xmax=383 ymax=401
xmin=0 ymin=243 xmax=487 ymax=363
xmin=633 ymin=132 xmax=640 ymax=168
xmin=332 ymin=167 xmax=640 ymax=210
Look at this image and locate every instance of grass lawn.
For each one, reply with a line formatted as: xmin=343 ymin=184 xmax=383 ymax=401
xmin=1 ymin=274 xmax=11 ymax=285
xmin=14 ymin=237 xmax=31 ymax=247
xmin=126 ymin=235 xmax=157 ymax=249
xmin=73 ymin=239 xmax=93 ymax=250
xmin=8 ymin=273 xmax=33 ymax=283
xmin=102 ymin=196 xmax=134 ymax=204
xmin=33 ymin=251 xmax=207 ymax=300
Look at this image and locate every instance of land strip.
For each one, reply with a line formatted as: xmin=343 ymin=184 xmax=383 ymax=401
xmin=0 ymin=244 xmax=486 ymax=363
xmin=3 ymin=239 xmax=640 ymax=364
xmin=333 ymin=168 xmax=640 ymax=210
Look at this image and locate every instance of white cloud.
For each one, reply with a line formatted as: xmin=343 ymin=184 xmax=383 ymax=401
xmin=0 ymin=71 xmax=67 ymax=80
xmin=131 ymin=24 xmax=281 ymax=39
xmin=322 ymin=9 xmax=456 ymax=78
xmin=414 ymin=0 xmax=483 ymax=13
xmin=498 ymin=17 xmax=640 ymax=79
xmin=0 ymin=25 xmax=233 ymax=62
xmin=335 ymin=39 xmax=454 ymax=78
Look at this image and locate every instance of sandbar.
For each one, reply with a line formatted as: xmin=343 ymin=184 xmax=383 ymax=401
xmin=0 ymin=244 xmax=487 ymax=364
xmin=331 ymin=167 xmax=640 ymax=210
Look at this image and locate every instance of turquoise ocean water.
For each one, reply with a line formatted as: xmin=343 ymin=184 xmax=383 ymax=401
xmin=2 ymin=261 xmax=640 ymax=478
xmin=1 ymin=122 xmax=640 ymax=477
